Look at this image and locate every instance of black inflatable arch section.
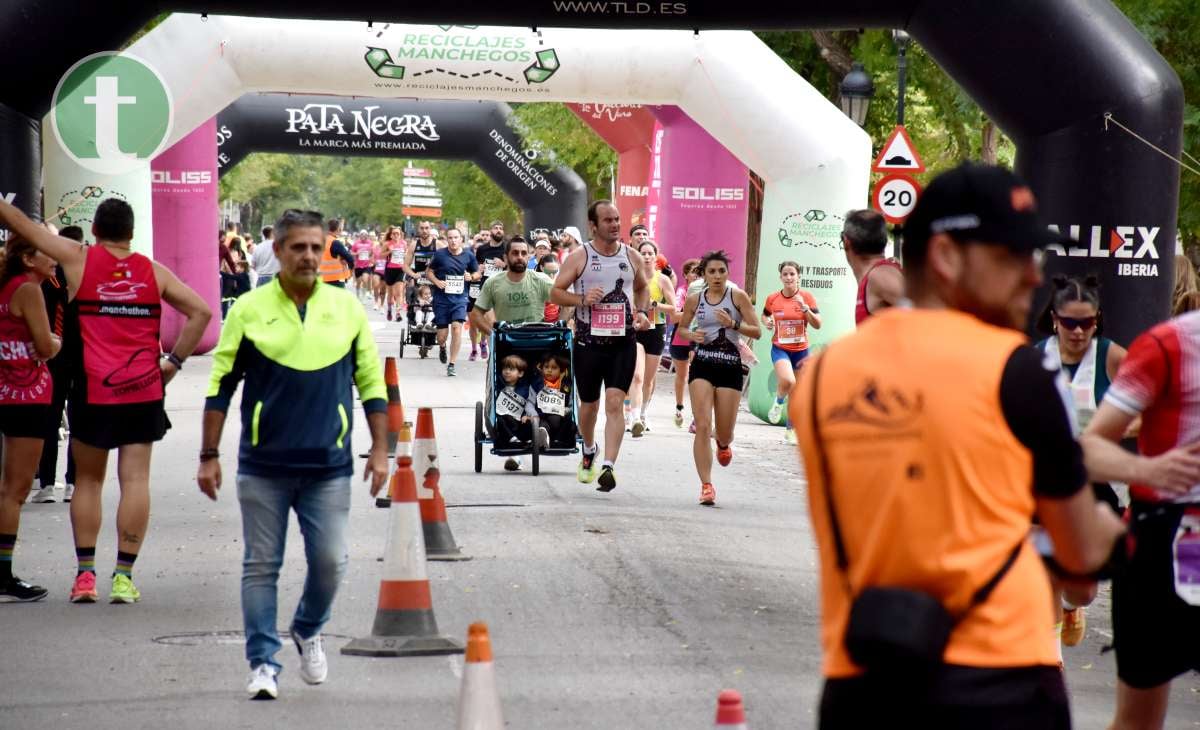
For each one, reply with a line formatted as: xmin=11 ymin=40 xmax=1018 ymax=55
xmin=217 ymin=94 xmax=586 ymax=232
xmin=0 ymin=0 xmax=1183 ymax=343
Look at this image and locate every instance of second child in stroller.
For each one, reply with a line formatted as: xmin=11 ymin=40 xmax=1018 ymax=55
xmin=532 ymin=353 xmax=576 ymax=448
xmin=495 ymin=354 xmax=539 ymax=448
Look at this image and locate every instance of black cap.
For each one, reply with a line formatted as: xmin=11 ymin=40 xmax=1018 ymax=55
xmin=903 ymin=162 xmax=1058 ymax=256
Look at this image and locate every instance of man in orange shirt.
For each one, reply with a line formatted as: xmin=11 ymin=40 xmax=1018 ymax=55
xmin=794 ymin=163 xmax=1131 ymax=728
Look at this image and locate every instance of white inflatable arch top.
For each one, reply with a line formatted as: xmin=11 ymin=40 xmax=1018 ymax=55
xmin=123 ymin=14 xmax=869 ymax=182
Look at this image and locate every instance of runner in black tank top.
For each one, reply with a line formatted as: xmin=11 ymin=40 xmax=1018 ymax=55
xmin=551 ymin=201 xmax=651 ymax=492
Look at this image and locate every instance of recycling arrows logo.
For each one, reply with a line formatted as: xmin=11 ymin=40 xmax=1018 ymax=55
xmin=524 ymin=49 xmax=560 ymax=84
xmin=365 ymin=47 xmax=404 ymax=79
xmin=364 ymin=44 xmax=560 ymax=85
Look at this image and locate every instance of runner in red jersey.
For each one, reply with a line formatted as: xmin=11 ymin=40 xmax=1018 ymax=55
xmin=0 ymin=197 xmax=211 ymax=605
xmin=1081 ymin=310 xmax=1200 ymax=729
xmin=842 ymin=209 xmax=903 ymax=324
xmin=0 ymin=235 xmax=60 ymax=602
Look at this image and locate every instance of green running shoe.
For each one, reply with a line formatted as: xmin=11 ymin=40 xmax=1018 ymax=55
xmin=577 ymin=449 xmax=598 ymax=484
xmin=110 ymin=573 xmax=140 ymax=604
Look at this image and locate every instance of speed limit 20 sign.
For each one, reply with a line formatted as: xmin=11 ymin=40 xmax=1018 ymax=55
xmin=873 ymin=174 xmax=922 ymax=225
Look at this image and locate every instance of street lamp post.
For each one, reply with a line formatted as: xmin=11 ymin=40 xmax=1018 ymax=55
xmin=891 ymin=29 xmax=912 ymax=260
xmin=839 ymin=62 xmax=874 ymax=128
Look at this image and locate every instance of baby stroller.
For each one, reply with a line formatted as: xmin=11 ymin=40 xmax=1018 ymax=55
xmin=399 ymin=274 xmax=437 ymax=358
xmin=474 ymin=322 xmax=580 ymax=475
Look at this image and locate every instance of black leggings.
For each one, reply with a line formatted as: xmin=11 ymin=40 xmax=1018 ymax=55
xmin=495 ymin=414 xmax=532 ymax=446
xmin=538 ymin=413 xmax=576 ymax=448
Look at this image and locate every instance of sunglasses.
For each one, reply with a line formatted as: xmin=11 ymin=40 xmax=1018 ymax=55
xmin=1056 ymin=314 xmax=1097 ymax=331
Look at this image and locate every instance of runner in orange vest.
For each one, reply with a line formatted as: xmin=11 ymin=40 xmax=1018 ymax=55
xmin=321 ymin=219 xmax=354 ymax=287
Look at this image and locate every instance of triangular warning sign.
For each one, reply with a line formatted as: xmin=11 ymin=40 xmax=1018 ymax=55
xmin=872 ymin=126 xmax=926 ymax=173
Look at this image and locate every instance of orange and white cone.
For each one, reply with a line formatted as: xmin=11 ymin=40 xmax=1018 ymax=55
xmin=376 ymin=422 xmax=412 ymax=509
xmin=385 ymin=356 xmax=405 ymax=454
xmin=415 ymin=408 xmax=470 ymax=561
xmin=456 ymin=622 xmax=504 ymax=730
xmin=715 ymin=689 xmax=748 ymax=729
xmin=341 ymin=429 xmax=463 ymax=657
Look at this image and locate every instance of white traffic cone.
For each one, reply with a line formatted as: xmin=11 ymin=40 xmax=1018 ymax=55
xmin=457 ymin=622 xmax=504 ymax=730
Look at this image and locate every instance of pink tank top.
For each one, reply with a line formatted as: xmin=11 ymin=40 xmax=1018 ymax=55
xmin=0 ymin=274 xmax=53 ymax=405
xmin=855 ymin=258 xmax=902 ymax=325
xmin=75 ymin=246 xmax=163 ymax=404
xmin=352 ymin=240 xmax=374 ymax=265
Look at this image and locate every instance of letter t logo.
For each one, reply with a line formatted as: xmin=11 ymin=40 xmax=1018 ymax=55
xmin=84 ymin=76 xmax=136 ymax=160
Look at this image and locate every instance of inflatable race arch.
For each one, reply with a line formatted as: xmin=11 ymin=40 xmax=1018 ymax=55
xmin=0 ymin=1 xmax=1183 ymax=419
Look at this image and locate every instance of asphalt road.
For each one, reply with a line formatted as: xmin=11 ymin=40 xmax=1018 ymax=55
xmin=2 ymin=308 xmax=1197 ymax=729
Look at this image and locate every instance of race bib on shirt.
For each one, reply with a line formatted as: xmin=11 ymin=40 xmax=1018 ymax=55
xmin=469 ymin=283 xmax=482 ymax=299
xmin=483 ymin=262 xmax=503 ymax=278
xmin=537 ymin=388 xmax=567 ymax=416
xmin=356 ymin=249 xmax=372 ymax=262
xmin=496 ymin=389 xmax=526 ymax=419
xmin=1174 ymin=510 xmax=1200 ymax=606
xmin=776 ymin=318 xmax=807 ymax=345
xmin=390 ymin=249 xmax=405 ymax=265
xmin=591 ymin=302 xmax=626 ymax=337
xmin=444 ymin=275 xmax=465 ymax=295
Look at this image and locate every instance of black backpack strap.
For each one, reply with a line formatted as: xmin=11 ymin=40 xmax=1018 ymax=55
xmin=967 ymin=539 xmax=1025 ymax=610
xmin=808 ymin=350 xmax=853 ymax=594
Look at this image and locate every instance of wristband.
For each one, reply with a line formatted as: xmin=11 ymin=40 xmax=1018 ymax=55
xmin=164 ymin=352 xmax=184 ymax=369
xmin=199 ymin=448 xmax=219 ymax=461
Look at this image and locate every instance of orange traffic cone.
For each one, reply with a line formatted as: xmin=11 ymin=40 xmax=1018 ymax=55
xmin=415 ymin=408 xmax=470 ymax=561
xmin=715 ymin=690 xmax=748 ymax=728
xmin=456 ymin=622 xmax=503 ymax=730
xmin=375 ymin=422 xmax=412 ymax=509
xmin=385 ymin=357 xmax=405 ymax=454
xmin=342 ymin=432 xmax=463 ymax=657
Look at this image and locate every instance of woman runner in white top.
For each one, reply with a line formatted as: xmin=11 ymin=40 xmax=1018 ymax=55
xmin=677 ymin=250 xmax=761 ymax=506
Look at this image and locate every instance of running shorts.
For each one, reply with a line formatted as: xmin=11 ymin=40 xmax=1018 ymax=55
xmin=635 ymin=324 xmax=666 ymax=357
xmin=0 ymin=404 xmax=57 ymax=439
xmin=383 ymin=268 xmax=405 ymax=286
xmin=69 ymin=399 xmax=170 ymax=449
xmin=771 ymin=345 xmax=809 ymax=370
xmin=433 ymin=297 xmax=468 ymax=328
xmin=574 ymin=337 xmax=638 ymax=402
xmin=1112 ymin=501 xmax=1200 ymax=689
xmin=820 ymin=666 xmax=1069 ymax=729
xmin=669 ymin=343 xmax=693 ymax=362
xmin=354 ymin=266 xmax=373 ymax=277
xmin=688 ymin=359 xmax=744 ymax=391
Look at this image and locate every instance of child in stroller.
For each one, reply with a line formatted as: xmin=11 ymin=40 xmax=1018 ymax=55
xmin=531 ymin=352 xmax=577 ymax=448
xmin=495 ymin=354 xmax=540 ymax=450
xmin=407 ymin=283 xmax=437 ymax=357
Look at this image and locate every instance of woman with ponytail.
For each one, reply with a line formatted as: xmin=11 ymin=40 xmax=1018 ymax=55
xmin=1033 ymin=273 xmax=1127 ymax=653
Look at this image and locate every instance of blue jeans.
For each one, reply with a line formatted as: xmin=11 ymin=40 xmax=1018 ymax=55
xmin=255 ymin=274 xmax=275 ymax=287
xmin=237 ymin=473 xmax=351 ymax=671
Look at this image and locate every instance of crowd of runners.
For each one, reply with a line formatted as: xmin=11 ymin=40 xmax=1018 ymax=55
xmin=0 ymin=160 xmax=1197 ymax=727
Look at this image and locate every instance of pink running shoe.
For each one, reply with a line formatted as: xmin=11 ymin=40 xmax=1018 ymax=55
xmin=70 ymin=571 xmax=98 ymax=603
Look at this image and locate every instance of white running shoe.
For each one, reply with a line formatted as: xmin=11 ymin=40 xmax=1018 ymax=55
xmin=767 ymin=399 xmax=786 ymax=425
xmin=30 ymin=484 xmax=56 ymax=503
xmin=292 ymin=630 xmax=328 ymax=685
xmin=247 ymin=664 xmax=278 ymax=700
xmin=63 ymin=483 xmax=75 ymax=502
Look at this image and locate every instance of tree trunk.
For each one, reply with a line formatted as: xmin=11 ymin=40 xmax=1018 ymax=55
xmin=743 ymin=171 xmax=765 ymax=303
xmin=981 ymin=120 xmax=998 ymax=164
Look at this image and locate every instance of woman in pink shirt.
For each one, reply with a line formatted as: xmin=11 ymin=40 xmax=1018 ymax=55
xmin=0 ymin=235 xmax=61 ymax=601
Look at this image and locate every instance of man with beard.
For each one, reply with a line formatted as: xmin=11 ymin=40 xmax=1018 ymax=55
xmin=470 ymin=237 xmax=555 ymax=336
xmin=793 ymin=163 xmax=1130 ymax=728
xmin=469 ymin=221 xmax=508 ymax=361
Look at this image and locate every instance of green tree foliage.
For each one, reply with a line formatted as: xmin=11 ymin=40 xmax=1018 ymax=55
xmin=758 ymin=15 xmax=1197 ymax=244
xmin=510 ymin=102 xmax=618 ymax=200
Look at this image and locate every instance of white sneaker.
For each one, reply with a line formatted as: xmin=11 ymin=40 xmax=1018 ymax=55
xmin=767 ymin=399 xmax=786 ymax=425
xmin=247 ymin=664 xmax=278 ymax=700
xmin=30 ymin=485 xmax=56 ymax=503
xmin=292 ymin=630 xmax=328 ymax=685
xmin=62 ymin=484 xmax=74 ymax=502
